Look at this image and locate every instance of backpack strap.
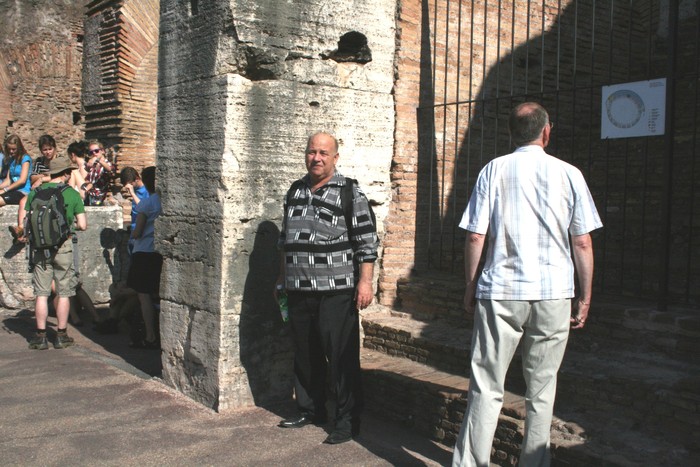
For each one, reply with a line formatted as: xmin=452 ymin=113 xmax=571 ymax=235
xmin=342 ymin=177 xmax=356 ymax=234
xmin=285 ymin=177 xmax=358 ymax=234
xmin=285 ymin=179 xmax=306 ymax=210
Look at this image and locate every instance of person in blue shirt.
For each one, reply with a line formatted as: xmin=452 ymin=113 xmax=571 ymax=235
xmin=126 ymin=166 xmax=161 ymax=349
xmin=2 ymin=134 xmax=32 ymax=243
xmin=0 ymin=134 xmax=32 ymax=205
xmin=120 ymin=166 xmax=150 ymax=254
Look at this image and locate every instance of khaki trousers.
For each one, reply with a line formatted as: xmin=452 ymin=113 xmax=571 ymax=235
xmin=452 ymin=299 xmax=571 ymax=467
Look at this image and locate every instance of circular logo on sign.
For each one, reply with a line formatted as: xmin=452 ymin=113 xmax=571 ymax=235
xmin=605 ymin=90 xmax=645 ymax=129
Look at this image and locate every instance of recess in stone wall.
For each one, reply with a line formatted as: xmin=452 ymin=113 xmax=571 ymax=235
xmin=326 ymin=31 xmax=372 ymax=64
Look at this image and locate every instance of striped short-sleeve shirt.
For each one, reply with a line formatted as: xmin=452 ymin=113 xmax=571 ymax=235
xmin=459 ymin=145 xmax=603 ymax=300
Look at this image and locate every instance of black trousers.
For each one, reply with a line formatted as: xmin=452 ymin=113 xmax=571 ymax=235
xmin=287 ymin=291 xmax=363 ymax=426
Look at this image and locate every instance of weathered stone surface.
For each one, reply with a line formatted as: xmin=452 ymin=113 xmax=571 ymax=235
xmin=157 ymin=0 xmax=396 ymax=410
xmin=0 ymin=204 xmax=124 ymax=307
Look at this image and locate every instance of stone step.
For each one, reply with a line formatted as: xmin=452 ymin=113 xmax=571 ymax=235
xmin=360 ymin=347 xmax=694 ymax=466
xmin=360 ymin=307 xmax=700 ymax=461
xmin=393 ymin=273 xmax=700 ymax=361
xmin=361 ymin=308 xmax=471 ymax=375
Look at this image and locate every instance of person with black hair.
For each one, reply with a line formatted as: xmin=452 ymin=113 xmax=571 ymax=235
xmin=120 ymin=166 xmax=150 ymax=254
xmin=125 ymin=166 xmax=162 ymax=349
xmin=66 ymin=141 xmax=89 ymax=200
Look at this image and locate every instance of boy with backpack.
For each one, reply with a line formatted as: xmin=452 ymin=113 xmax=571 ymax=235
xmin=25 ymin=157 xmax=87 ymax=350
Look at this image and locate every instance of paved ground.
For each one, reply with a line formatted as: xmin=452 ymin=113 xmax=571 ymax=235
xmin=0 ymin=307 xmax=453 ymax=466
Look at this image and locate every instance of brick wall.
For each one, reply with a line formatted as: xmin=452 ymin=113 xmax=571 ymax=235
xmin=381 ymin=0 xmax=700 ymax=311
xmin=0 ymin=1 xmax=85 ymax=155
xmin=83 ymin=0 xmax=159 ymax=172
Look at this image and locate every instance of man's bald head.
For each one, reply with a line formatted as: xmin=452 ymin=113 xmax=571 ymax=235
xmin=509 ymin=102 xmax=550 ymax=147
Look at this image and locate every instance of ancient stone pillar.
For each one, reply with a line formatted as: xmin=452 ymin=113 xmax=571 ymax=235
xmin=157 ymin=0 xmax=396 ymax=410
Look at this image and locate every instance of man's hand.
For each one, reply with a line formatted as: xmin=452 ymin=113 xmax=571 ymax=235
xmin=355 ymin=280 xmax=373 ymax=310
xmin=464 ymin=281 xmax=477 ymax=314
xmin=570 ymin=299 xmax=590 ymax=329
xmin=273 ymin=275 xmax=284 ymax=301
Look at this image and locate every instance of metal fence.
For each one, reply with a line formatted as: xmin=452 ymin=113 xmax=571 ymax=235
xmin=418 ymin=0 xmax=699 ymax=308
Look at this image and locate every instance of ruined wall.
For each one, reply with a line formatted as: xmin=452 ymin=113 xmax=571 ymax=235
xmin=83 ymin=0 xmax=159 ymax=171
xmin=0 ymin=0 xmax=85 ymax=154
xmin=0 ymin=206 xmax=124 ymax=308
xmin=157 ymin=0 xmax=396 ymax=410
xmin=381 ymin=0 xmax=700 ymax=311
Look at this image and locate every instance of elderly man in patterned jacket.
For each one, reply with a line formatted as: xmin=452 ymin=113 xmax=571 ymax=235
xmin=276 ymin=131 xmax=378 ymax=445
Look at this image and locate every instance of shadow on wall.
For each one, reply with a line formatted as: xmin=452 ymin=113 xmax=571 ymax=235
xmin=239 ymin=221 xmax=294 ymax=409
xmin=389 ymin=0 xmax=693 ymax=462
xmin=400 ymin=0 xmax=673 ymax=318
xmin=423 ymin=0 xmax=673 ymax=300
xmin=99 ymin=227 xmax=130 ymax=284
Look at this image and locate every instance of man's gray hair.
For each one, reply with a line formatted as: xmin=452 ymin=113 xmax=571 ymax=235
xmin=306 ymin=132 xmax=339 ymax=153
xmin=509 ymin=102 xmax=549 ymax=147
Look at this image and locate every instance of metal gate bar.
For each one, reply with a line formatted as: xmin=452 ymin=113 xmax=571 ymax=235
xmin=416 ymin=0 xmax=699 ymax=307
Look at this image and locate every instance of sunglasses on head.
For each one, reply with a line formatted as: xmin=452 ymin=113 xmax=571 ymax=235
xmin=89 ymin=148 xmax=102 ymax=155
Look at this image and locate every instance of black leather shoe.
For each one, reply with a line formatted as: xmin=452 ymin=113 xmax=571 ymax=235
xmin=324 ymin=429 xmax=352 ymax=444
xmin=278 ymin=414 xmax=326 ymax=428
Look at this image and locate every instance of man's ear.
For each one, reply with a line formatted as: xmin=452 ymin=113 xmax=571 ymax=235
xmin=542 ymin=125 xmax=550 ymax=147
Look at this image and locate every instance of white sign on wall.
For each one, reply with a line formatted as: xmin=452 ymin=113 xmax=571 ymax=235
xmin=601 ymin=78 xmax=666 ymax=139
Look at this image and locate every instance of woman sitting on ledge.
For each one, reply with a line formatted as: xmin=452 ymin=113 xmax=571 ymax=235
xmin=1 ymin=134 xmax=32 ymax=242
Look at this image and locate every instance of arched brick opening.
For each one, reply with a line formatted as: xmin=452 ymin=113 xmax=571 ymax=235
xmin=84 ymin=0 xmax=160 ymax=171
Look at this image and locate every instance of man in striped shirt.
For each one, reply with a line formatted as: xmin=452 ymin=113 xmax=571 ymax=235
xmin=276 ymin=132 xmax=378 ymax=445
xmin=452 ymin=103 xmax=603 ymax=467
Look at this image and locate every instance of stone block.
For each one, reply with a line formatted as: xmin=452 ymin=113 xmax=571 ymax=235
xmin=0 ymin=204 xmax=124 ymax=308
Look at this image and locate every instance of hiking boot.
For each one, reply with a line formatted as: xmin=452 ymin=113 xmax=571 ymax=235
xmin=28 ymin=333 xmax=49 ymax=350
xmin=54 ymin=331 xmax=74 ymax=349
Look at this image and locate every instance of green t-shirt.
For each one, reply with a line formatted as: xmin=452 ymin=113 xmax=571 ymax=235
xmin=25 ymin=183 xmax=86 ymax=228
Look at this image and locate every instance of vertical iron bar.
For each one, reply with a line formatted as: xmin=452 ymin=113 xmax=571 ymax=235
xmin=621 ymin=0 xmax=632 ymax=294
xmin=585 ymin=1 xmax=595 ymax=178
xmin=684 ymin=4 xmax=700 ymax=302
xmin=439 ymin=0 xmax=451 ymax=269
xmin=427 ymin=0 xmax=439 ymax=269
xmin=659 ymin=0 xmax=679 ymax=310
xmin=451 ymin=0 xmax=464 ymax=272
xmin=479 ymin=0 xmax=487 ymax=167
xmin=509 ymin=0 xmax=516 ymax=149
xmin=525 ymin=0 xmax=531 ymax=95
xmin=640 ymin=0 xmax=652 ymax=299
xmin=554 ymin=0 xmax=562 ymax=148
xmin=600 ymin=0 xmax=613 ymax=292
xmin=540 ymin=0 xmax=546 ymax=95
xmin=466 ymin=0 xmax=475 ymax=203
xmin=495 ymin=0 xmax=502 ymax=156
